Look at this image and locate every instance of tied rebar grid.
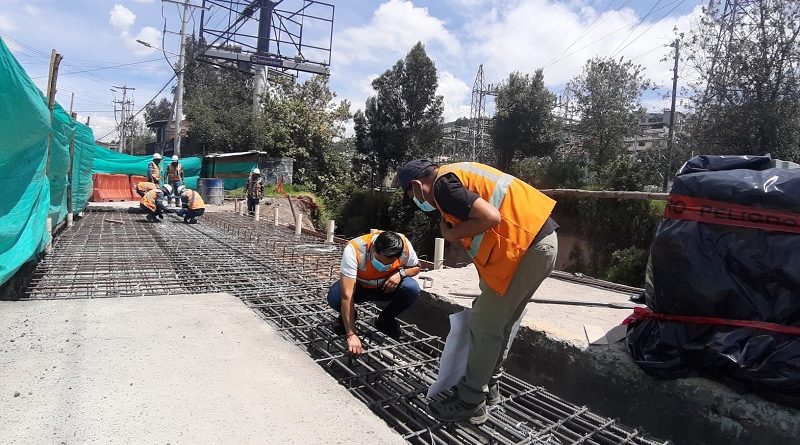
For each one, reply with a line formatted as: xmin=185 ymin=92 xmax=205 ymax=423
xmin=22 ymin=210 xmax=670 ymax=445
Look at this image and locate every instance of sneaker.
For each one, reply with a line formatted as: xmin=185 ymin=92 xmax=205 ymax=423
xmin=428 ymin=392 xmax=488 ymax=425
xmin=375 ymin=316 xmax=404 ymax=340
xmin=189 ymin=218 xmax=198 ymax=224
xmin=487 ymin=382 xmax=501 ymax=405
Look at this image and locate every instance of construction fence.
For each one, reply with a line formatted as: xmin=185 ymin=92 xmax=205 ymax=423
xmin=0 ymin=37 xmax=95 ymax=286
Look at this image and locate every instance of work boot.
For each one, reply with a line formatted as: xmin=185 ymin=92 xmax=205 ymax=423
xmin=428 ymin=392 xmax=488 ymax=425
xmin=374 ymin=315 xmax=404 ymax=340
xmin=487 ymin=381 xmax=501 ymax=406
xmin=189 ymin=218 xmax=198 ymax=224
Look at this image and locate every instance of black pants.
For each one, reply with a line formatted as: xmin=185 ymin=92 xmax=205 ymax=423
xmin=140 ymin=202 xmax=164 ymax=221
xmin=177 ymin=207 xmax=205 ymax=222
xmin=247 ymin=197 xmax=260 ymax=213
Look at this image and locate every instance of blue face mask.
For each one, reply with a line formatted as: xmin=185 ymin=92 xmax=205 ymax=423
xmin=370 ymin=255 xmax=392 ymax=272
xmin=413 ymin=196 xmax=436 ymax=212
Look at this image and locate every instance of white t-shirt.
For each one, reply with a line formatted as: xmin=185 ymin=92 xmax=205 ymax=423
xmin=340 ymin=241 xmax=419 ymax=279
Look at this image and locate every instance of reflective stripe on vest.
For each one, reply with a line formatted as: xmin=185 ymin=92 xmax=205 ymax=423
xmin=349 ymin=232 xmax=409 ymax=288
xmin=435 ymin=162 xmax=556 ymax=295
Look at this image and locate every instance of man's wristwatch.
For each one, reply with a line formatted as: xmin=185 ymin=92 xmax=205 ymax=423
xmin=398 ymin=268 xmax=407 ymax=279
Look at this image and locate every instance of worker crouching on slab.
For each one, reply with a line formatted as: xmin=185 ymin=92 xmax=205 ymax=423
xmin=176 ymin=186 xmax=205 ymax=224
xmin=135 ymin=181 xmax=159 ymax=197
xmin=246 ymin=168 xmax=263 ymax=215
xmin=327 ymin=231 xmax=422 ymax=353
xmin=397 ymin=159 xmax=558 ymax=425
xmin=140 ymin=187 xmax=166 ymax=222
xmin=166 ymin=155 xmax=184 ymax=205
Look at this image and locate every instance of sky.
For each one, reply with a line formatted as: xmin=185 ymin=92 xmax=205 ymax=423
xmin=0 ymin=0 xmax=705 ymax=142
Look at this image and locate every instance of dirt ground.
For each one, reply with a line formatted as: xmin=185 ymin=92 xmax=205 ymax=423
xmin=210 ymin=197 xmax=319 ymax=231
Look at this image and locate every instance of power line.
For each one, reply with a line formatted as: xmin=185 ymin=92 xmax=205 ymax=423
xmin=609 ymin=0 xmax=663 ymax=56
xmin=610 ymin=0 xmax=686 ymax=59
xmin=30 ymin=58 xmax=164 ymax=79
xmin=543 ymin=0 xmax=631 ymax=67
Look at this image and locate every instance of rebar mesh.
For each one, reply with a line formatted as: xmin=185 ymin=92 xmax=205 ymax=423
xmin=23 ymin=210 xmax=670 ymax=445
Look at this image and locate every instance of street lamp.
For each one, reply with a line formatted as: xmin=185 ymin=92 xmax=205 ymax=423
xmin=136 ymin=38 xmax=185 ymax=158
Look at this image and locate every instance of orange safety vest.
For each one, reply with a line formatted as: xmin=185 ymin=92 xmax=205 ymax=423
xmin=141 ymin=189 xmax=160 ymax=212
xmin=182 ymin=189 xmax=205 ymax=210
xmin=167 ymin=163 xmax=183 ymax=182
xmin=148 ymin=161 xmax=161 ymax=183
xmin=349 ymin=231 xmax=411 ymax=288
xmin=435 ymin=162 xmax=556 ymax=295
xmin=136 ymin=181 xmax=159 ymax=193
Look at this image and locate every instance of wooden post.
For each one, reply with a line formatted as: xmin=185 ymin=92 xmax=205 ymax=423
xmin=326 ymin=220 xmax=335 ymax=243
xmin=434 ymin=238 xmax=445 ymax=270
xmin=44 ymin=49 xmax=62 ymax=178
xmin=286 ymin=195 xmax=297 ymax=225
xmin=295 ymin=213 xmax=302 ymax=235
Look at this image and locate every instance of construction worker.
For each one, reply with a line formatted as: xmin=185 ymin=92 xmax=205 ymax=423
xmin=140 ymin=187 xmax=166 ymax=222
xmin=166 ymin=155 xmax=184 ymax=205
xmin=134 ymin=181 xmax=159 ymax=197
xmin=148 ymin=153 xmax=163 ymax=185
xmin=245 ymin=168 xmax=263 ymax=215
xmin=397 ymin=159 xmax=558 ymax=425
xmin=176 ymin=186 xmax=205 ymax=224
xmin=327 ymin=231 xmax=421 ymax=350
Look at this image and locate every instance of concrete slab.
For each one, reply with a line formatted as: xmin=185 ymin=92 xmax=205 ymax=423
xmin=406 ymin=266 xmax=800 ymax=445
xmin=0 ymin=293 xmax=406 ymax=445
xmin=416 ymin=264 xmax=640 ymax=347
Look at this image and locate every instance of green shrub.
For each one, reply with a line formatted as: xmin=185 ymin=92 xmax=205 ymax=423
xmin=604 ymin=247 xmax=649 ymax=287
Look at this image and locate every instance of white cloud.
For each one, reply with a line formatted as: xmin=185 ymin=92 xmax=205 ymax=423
xmin=132 ymin=0 xmax=155 ymax=3
xmin=438 ymin=71 xmax=471 ymax=121
xmin=0 ymin=14 xmax=16 ymax=31
xmin=109 ymin=4 xmax=136 ymax=32
xmin=85 ymin=114 xmax=119 ymax=143
xmin=126 ymin=26 xmax=162 ymax=55
xmin=467 ymin=0 xmax=702 ymax=89
xmin=334 ymin=0 xmax=460 ymax=66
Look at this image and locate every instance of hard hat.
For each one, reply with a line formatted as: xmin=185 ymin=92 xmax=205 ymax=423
xmin=153 ymin=153 xmax=162 ymax=160
xmin=171 ymin=155 xmax=179 ymax=161
xmin=177 ymin=185 xmax=186 ymax=194
xmin=252 ymin=168 xmax=261 ymax=175
xmin=162 ymin=184 xmax=172 ymax=194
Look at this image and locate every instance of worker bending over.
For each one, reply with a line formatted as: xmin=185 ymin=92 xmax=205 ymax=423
xmin=327 ymin=231 xmax=421 ymax=352
xmin=140 ymin=187 xmax=166 ymax=222
xmin=398 ymin=160 xmax=558 ymax=425
xmin=135 ymin=181 xmax=159 ymax=197
xmin=176 ymin=186 xmax=205 ymax=224
xmin=166 ymin=155 xmax=185 ymax=205
xmin=245 ymin=168 xmax=263 ymax=215
xmin=147 ymin=153 xmax=163 ymax=185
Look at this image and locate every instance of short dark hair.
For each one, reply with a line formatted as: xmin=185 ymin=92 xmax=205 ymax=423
xmin=373 ymin=231 xmax=404 ymax=258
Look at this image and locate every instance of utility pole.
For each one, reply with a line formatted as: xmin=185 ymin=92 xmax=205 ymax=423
xmin=662 ymin=38 xmax=680 ymax=192
xmin=113 ymin=85 xmax=135 ymax=153
xmin=173 ymin=0 xmax=189 ymax=157
xmin=252 ymin=0 xmax=277 ymax=118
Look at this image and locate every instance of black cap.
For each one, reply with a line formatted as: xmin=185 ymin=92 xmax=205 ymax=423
xmin=397 ymin=159 xmax=435 ymax=190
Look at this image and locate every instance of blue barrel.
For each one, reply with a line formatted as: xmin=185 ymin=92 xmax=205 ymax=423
xmin=199 ymin=178 xmax=224 ymax=205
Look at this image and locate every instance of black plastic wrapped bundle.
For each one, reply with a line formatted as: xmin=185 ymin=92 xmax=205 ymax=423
xmin=627 ymin=155 xmax=800 ymax=403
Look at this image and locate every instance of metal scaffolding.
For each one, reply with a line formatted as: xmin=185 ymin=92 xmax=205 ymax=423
xmin=23 ymin=210 xmax=670 ymax=445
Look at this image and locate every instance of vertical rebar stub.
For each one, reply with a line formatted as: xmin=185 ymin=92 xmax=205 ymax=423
xmin=295 ymin=214 xmax=303 ymax=235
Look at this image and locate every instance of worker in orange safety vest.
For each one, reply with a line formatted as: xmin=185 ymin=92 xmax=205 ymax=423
xmin=176 ymin=186 xmax=205 ymax=224
xmin=140 ymin=187 xmax=166 ymax=222
xmin=397 ymin=159 xmax=558 ymax=425
xmin=135 ymin=181 xmax=159 ymax=197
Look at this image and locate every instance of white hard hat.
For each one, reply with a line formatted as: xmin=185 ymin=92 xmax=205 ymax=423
xmin=252 ymin=168 xmax=261 ymax=175
xmin=171 ymin=155 xmax=179 ymax=161
xmin=153 ymin=153 xmax=162 ymax=160
xmin=177 ymin=185 xmax=186 ymax=194
xmin=162 ymin=184 xmax=172 ymax=194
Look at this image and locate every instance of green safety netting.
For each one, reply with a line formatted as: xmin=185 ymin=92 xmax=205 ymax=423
xmin=201 ymin=160 xmax=258 ymax=190
xmin=91 ymin=146 xmax=202 ymax=190
xmin=0 ymin=37 xmax=95 ymax=286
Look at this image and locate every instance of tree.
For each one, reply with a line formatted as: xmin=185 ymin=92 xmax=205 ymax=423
xmin=254 ymin=75 xmax=351 ymax=202
xmin=143 ymin=97 xmax=172 ymax=124
xmin=490 ymin=70 xmax=558 ymax=171
xmin=126 ymin=118 xmax=155 ymax=154
xmin=357 ymin=42 xmax=444 ymax=179
xmin=568 ymin=57 xmax=651 ymax=166
xmin=685 ymin=0 xmax=800 ymax=161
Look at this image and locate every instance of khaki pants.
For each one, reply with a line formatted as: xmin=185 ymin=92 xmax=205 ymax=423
xmin=457 ymin=231 xmax=558 ymax=404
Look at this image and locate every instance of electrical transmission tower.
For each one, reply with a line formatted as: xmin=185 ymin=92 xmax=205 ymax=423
xmin=112 ymin=85 xmax=135 ymax=153
xmin=198 ymin=0 xmax=335 ymax=117
xmin=469 ymin=64 xmax=496 ymax=162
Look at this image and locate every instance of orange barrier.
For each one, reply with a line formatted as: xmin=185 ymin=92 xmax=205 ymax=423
xmin=92 ymin=173 xmax=133 ymax=202
xmin=129 ymin=175 xmax=148 ymax=201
